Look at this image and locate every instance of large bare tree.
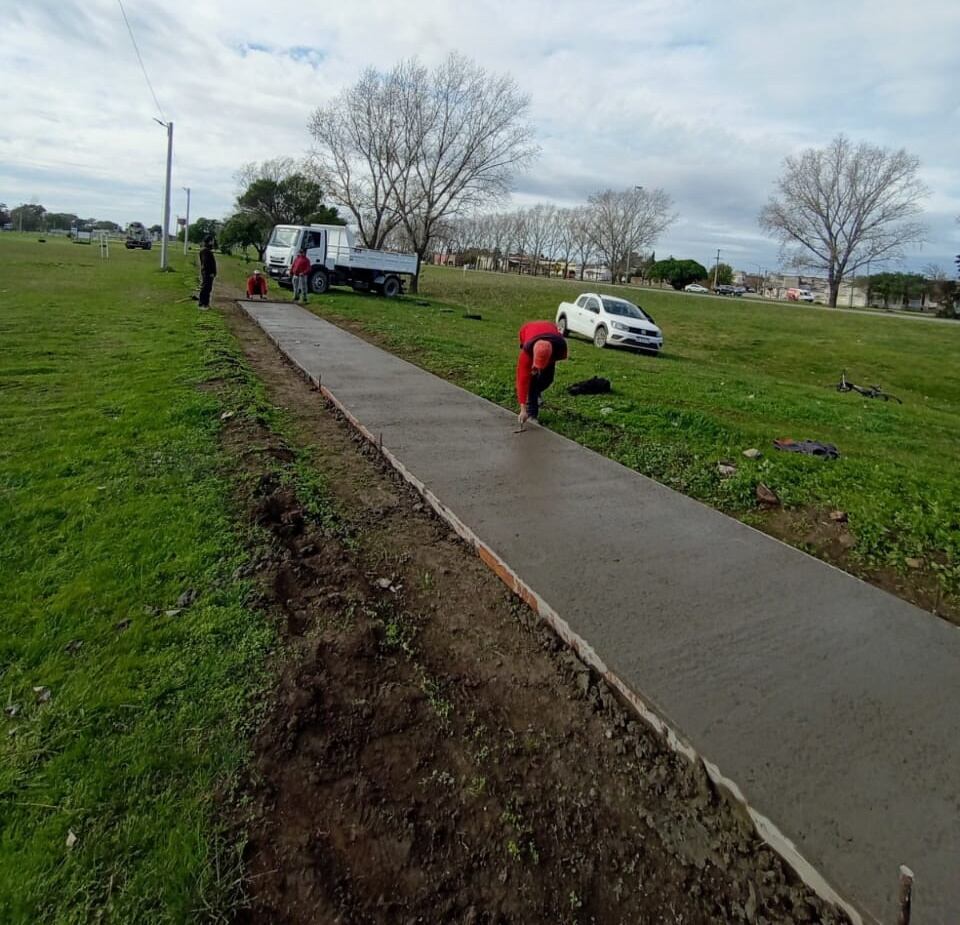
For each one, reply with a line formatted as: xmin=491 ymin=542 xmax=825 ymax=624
xmin=587 ymin=187 xmax=676 ymax=284
xmin=310 ymin=53 xmax=536 ymax=292
xmin=759 ymin=135 xmax=927 ymax=307
xmin=307 ymin=66 xmax=409 ymax=249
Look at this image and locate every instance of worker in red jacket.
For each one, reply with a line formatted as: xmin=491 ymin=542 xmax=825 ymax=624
xmin=289 ymin=249 xmax=312 ymax=303
xmin=515 ymin=320 xmax=568 ymax=425
xmin=246 ymin=269 xmax=268 ymax=299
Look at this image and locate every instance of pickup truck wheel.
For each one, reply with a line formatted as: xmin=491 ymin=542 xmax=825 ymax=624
xmin=309 ymin=268 xmax=329 ymax=294
xmin=556 ymin=314 xmax=568 ymax=336
xmin=382 ymin=275 xmax=401 ymax=298
xmin=593 ymin=325 xmax=608 ymax=348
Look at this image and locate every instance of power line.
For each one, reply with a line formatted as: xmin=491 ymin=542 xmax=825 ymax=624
xmin=117 ymin=0 xmax=166 ymax=122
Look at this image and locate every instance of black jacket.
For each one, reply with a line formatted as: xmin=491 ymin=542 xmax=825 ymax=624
xmin=199 ymin=246 xmax=217 ymax=276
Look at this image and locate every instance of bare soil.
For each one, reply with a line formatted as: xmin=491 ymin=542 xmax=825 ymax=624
xmin=756 ymin=507 xmax=957 ymax=624
xmin=216 ymin=299 xmax=849 ymax=925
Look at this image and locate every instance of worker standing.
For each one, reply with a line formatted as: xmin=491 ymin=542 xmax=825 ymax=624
xmin=246 ymin=269 xmax=269 ymax=299
xmin=515 ymin=320 xmax=568 ymax=426
xmin=197 ymin=236 xmax=217 ymax=310
xmin=289 ymin=249 xmax=312 ymax=304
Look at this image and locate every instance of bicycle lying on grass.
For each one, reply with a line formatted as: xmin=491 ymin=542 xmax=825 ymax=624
xmin=836 ymin=370 xmax=903 ymax=403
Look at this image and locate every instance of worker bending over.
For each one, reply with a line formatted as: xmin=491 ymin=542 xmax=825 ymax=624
xmin=515 ymin=320 xmax=568 ymax=425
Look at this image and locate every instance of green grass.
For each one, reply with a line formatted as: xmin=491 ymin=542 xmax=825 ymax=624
xmin=219 ymin=258 xmax=960 ymax=600
xmin=0 ymin=234 xmax=278 ymax=922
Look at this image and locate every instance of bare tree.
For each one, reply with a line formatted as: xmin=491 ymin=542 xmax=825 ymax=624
xmin=570 ymin=206 xmax=595 ymax=280
xmin=587 ymin=187 xmax=676 ymax=284
xmin=759 ymin=135 xmax=928 ymax=307
xmin=312 ymin=53 xmax=537 ymax=291
xmin=554 ymin=208 xmax=578 ymax=279
xmin=523 ymin=204 xmax=557 ymax=276
xmin=308 ymin=66 xmax=410 ymax=249
xmin=509 ymin=209 xmax=531 ymax=275
xmin=392 ymin=54 xmax=537 ymax=290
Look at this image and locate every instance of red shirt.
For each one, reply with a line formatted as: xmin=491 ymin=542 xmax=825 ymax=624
xmin=246 ymin=274 xmax=268 ymax=296
xmin=290 ymin=255 xmax=311 ymax=277
xmin=515 ymin=321 xmax=566 ymax=408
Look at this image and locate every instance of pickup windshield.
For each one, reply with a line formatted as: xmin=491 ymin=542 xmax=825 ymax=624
xmin=602 ymin=298 xmax=651 ymax=321
xmin=268 ymin=227 xmax=300 ymax=248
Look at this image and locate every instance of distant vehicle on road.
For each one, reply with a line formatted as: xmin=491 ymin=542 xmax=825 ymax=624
xmin=714 ymin=284 xmax=744 ymax=296
xmin=556 ymin=293 xmax=663 ymax=353
xmin=684 ymin=283 xmax=709 ymax=293
xmin=125 ymin=222 xmax=153 ymax=250
xmin=264 ymin=224 xmax=417 ymax=297
xmin=786 ymin=287 xmax=815 ymax=303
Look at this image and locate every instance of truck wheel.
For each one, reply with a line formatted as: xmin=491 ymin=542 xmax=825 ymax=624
xmin=593 ymin=326 xmax=608 ymax=348
xmin=382 ymin=275 xmax=401 ymax=298
xmin=556 ymin=314 xmax=568 ymax=336
xmin=309 ymin=268 xmax=329 ymax=294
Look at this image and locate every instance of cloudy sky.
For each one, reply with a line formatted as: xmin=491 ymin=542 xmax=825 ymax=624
xmin=2 ymin=0 xmax=958 ymax=273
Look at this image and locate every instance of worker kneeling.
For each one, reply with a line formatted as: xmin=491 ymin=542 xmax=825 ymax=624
xmin=515 ymin=320 xmax=568 ymax=426
xmin=246 ymin=269 xmax=269 ymax=299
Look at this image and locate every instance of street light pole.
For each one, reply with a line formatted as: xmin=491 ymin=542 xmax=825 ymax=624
xmin=713 ymin=249 xmax=721 ymax=290
xmin=155 ymin=118 xmax=173 ymax=270
xmin=182 ymin=187 xmax=190 ymax=256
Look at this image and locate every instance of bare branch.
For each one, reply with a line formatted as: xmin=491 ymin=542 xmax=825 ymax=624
xmin=759 ymin=134 xmax=928 ymax=305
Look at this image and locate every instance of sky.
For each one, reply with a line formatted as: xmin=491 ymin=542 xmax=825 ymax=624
xmin=2 ymin=0 xmax=958 ymax=274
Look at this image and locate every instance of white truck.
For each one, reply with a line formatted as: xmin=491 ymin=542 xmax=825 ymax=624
xmin=264 ymin=224 xmax=418 ymax=298
xmin=124 ymin=222 xmax=153 ymax=250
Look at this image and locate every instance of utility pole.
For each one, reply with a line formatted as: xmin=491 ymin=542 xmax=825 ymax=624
xmin=713 ymin=249 xmax=721 ymax=290
xmin=182 ymin=186 xmax=190 ymax=256
xmin=155 ymin=118 xmax=173 ymax=270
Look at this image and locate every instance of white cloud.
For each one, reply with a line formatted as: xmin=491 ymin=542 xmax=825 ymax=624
xmin=1 ymin=0 xmax=958 ymax=270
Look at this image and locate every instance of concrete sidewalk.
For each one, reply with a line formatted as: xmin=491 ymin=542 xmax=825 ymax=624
xmin=239 ymin=300 xmax=960 ymax=925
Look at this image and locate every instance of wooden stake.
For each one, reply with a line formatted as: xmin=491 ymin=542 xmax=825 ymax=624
xmin=897 ymin=865 xmax=914 ymax=925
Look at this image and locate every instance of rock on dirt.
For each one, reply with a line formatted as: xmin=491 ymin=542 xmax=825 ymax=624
xmin=756 ymin=483 xmax=780 ymax=506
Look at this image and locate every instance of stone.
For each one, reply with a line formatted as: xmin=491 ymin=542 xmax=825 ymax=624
xmin=756 ymin=483 xmax=780 ymax=506
xmin=743 ymin=448 xmax=762 ymax=459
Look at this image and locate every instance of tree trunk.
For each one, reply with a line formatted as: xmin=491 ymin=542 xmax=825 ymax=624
xmin=828 ymin=279 xmax=840 ymax=307
xmin=409 ymin=253 xmax=423 ymax=294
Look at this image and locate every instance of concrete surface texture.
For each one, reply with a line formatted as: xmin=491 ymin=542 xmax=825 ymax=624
xmin=238 ymin=300 xmax=960 ymax=925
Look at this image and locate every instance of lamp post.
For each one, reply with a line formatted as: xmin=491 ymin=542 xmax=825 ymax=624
xmin=182 ymin=187 xmax=190 ymax=255
xmin=154 ymin=118 xmax=173 ymax=270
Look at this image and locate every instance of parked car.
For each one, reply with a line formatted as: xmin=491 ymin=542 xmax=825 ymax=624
xmin=555 ymin=293 xmax=663 ymax=353
xmin=714 ymin=284 xmax=738 ymax=296
xmin=684 ymin=283 xmax=709 ymax=293
xmin=786 ymin=287 xmax=815 ymax=303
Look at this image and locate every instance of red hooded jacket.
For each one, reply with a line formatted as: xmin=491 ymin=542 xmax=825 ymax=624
xmin=515 ymin=320 xmax=567 ymax=413
xmin=290 ymin=254 xmax=312 ymax=277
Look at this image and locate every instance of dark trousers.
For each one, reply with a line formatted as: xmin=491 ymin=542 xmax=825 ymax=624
xmin=199 ymin=273 xmax=215 ymax=307
xmin=526 ymin=364 xmax=555 ymax=417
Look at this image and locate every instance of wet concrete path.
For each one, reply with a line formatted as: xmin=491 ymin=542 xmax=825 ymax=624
xmin=239 ymin=300 xmax=960 ymax=924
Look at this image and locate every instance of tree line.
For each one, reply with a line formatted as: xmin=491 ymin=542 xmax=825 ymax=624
xmin=6 ymin=53 xmax=955 ymax=309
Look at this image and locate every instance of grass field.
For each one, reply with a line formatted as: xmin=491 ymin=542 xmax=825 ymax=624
xmin=0 ymin=234 xmax=281 ymax=922
xmin=219 ymin=258 xmax=960 ymax=607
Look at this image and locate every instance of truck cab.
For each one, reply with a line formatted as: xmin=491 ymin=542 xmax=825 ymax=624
xmin=264 ymin=224 xmax=417 ymax=298
xmin=125 ymin=222 xmax=153 ymax=250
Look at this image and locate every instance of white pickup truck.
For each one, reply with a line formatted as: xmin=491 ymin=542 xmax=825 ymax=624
xmin=264 ymin=224 xmax=418 ymax=298
xmin=556 ymin=292 xmax=664 ymax=353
